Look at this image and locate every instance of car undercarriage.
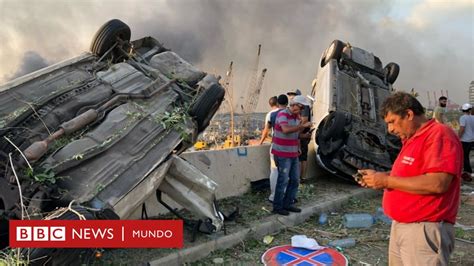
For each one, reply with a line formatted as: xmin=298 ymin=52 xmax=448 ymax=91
xmin=0 ymin=19 xmax=227 ymax=262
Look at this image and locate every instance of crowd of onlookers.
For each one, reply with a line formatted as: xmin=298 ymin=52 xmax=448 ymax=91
xmin=257 ymin=91 xmax=472 ymax=265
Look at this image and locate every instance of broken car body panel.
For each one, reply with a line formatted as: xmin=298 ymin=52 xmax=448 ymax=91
xmin=0 ymin=20 xmax=225 ymax=249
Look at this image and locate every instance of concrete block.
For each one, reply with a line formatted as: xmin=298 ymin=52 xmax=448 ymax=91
xmin=130 ymin=145 xmax=275 ymax=218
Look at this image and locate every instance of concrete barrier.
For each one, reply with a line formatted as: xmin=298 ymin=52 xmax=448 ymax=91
xmin=130 ymin=142 xmax=320 ymax=218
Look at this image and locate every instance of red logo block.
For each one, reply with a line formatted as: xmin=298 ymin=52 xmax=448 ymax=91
xmin=9 ymin=220 xmax=183 ymax=248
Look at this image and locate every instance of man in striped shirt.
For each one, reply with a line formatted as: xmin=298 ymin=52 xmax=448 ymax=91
xmin=271 ymin=95 xmax=312 ymax=215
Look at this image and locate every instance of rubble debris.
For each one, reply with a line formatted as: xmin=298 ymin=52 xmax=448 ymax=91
xmin=212 ymin=257 xmax=224 ymax=264
xmin=263 ymin=235 xmax=274 ymax=245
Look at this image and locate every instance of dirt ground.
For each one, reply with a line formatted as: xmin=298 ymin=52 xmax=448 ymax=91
xmin=191 ymin=182 xmax=474 ymax=266
xmin=86 ymin=175 xmax=474 ymax=265
xmin=95 ymin=175 xmax=365 ymax=264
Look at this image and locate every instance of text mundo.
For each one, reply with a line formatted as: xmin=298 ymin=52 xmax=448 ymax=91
xmin=132 ymin=229 xmax=173 ymax=238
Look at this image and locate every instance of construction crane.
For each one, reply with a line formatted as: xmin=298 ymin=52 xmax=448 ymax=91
xmin=241 ymin=68 xmax=267 ymax=139
xmin=222 ymin=61 xmax=237 ymax=147
xmin=240 ymin=44 xmax=264 ymax=137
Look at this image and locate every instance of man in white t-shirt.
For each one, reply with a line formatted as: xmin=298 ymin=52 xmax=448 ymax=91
xmin=259 ymin=96 xmax=279 ymax=202
xmin=459 ymin=103 xmax=474 ymax=182
xmin=259 ymin=96 xmax=278 ymax=145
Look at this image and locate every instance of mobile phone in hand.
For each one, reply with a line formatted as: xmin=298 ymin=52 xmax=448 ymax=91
xmin=352 ymin=172 xmax=363 ymax=182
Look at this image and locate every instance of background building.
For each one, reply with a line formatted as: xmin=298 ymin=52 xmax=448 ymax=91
xmin=469 ymin=81 xmax=474 ymax=105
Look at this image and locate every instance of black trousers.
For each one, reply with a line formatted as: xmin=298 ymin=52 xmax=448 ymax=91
xmin=462 ymin=141 xmax=473 ymax=173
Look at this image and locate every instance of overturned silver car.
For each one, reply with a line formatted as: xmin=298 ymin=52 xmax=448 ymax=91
xmin=312 ymin=40 xmax=401 ymax=181
xmin=0 ymin=19 xmax=225 ymax=259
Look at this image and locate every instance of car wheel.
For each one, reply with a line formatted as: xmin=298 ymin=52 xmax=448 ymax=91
xmin=323 ymin=40 xmax=344 ymax=66
xmin=24 ymin=207 xmax=95 ymax=266
xmin=90 ymin=19 xmax=131 ymax=58
xmin=384 ymin=62 xmax=400 ymax=84
xmin=316 ymin=112 xmax=346 ymax=155
xmin=318 ymin=111 xmax=346 ymax=141
xmin=189 ymin=84 xmax=225 ymax=133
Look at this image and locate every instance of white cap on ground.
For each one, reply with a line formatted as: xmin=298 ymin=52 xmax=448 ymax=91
xmin=290 ymin=95 xmax=310 ymax=106
xmin=462 ymin=103 xmax=472 ymax=111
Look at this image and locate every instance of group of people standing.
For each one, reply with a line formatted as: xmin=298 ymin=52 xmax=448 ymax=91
xmin=433 ymin=96 xmax=474 ymax=182
xmin=259 ymin=90 xmax=472 ymax=265
xmin=259 ymin=90 xmax=312 ymax=216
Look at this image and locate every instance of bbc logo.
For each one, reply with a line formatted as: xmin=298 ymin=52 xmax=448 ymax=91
xmin=16 ymin=226 xmax=66 ymax=241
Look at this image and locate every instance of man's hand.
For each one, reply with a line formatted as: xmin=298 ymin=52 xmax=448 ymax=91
xmin=301 ymin=122 xmax=312 ymax=128
xmin=358 ymin=169 xmax=389 ymax=190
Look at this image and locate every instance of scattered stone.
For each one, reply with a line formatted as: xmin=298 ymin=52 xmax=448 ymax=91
xmin=454 ymin=222 xmax=474 ymax=231
xmin=263 ymin=235 xmax=274 ymax=244
xmin=461 ymin=193 xmax=474 ymax=206
xmin=213 ymin=257 xmax=224 ymax=264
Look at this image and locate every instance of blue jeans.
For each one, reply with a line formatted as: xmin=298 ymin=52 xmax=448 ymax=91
xmin=273 ymin=155 xmax=300 ymax=211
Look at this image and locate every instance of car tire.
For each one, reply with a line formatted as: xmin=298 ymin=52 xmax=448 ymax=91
xmin=25 ymin=207 xmax=95 ymax=266
xmin=189 ymin=84 xmax=225 ymax=133
xmin=384 ymin=62 xmax=400 ymax=84
xmin=318 ymin=111 xmax=346 ymax=141
xmin=90 ymin=19 xmax=131 ymax=58
xmin=323 ymin=40 xmax=344 ymax=66
xmin=316 ymin=112 xmax=346 ymax=155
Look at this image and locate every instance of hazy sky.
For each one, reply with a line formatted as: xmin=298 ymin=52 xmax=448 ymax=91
xmin=0 ymin=0 xmax=472 ymax=111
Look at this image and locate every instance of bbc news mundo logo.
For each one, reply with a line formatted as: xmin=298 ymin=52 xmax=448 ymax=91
xmin=10 ymin=220 xmax=183 ymax=248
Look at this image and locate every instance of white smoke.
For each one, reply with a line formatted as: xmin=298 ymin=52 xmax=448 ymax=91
xmin=0 ymin=0 xmax=472 ymax=110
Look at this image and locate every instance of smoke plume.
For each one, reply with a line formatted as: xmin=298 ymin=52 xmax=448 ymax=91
xmin=0 ymin=0 xmax=472 ymax=110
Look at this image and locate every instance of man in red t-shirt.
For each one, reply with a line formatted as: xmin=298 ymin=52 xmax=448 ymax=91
xmin=358 ymin=92 xmax=462 ymax=265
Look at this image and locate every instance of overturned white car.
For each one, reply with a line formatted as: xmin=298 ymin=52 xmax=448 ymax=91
xmin=312 ymin=40 xmax=401 ymax=181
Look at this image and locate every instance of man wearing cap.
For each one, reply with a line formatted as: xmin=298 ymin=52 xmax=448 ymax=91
xmin=271 ymin=95 xmax=312 ymax=215
xmin=288 ymin=89 xmax=312 ymax=181
xmin=459 ymin=103 xmax=474 ymax=182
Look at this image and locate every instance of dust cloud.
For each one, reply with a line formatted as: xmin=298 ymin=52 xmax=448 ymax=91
xmin=0 ymin=0 xmax=472 ymax=110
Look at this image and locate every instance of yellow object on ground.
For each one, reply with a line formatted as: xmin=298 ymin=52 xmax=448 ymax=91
xmin=194 ymin=141 xmax=208 ymax=150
